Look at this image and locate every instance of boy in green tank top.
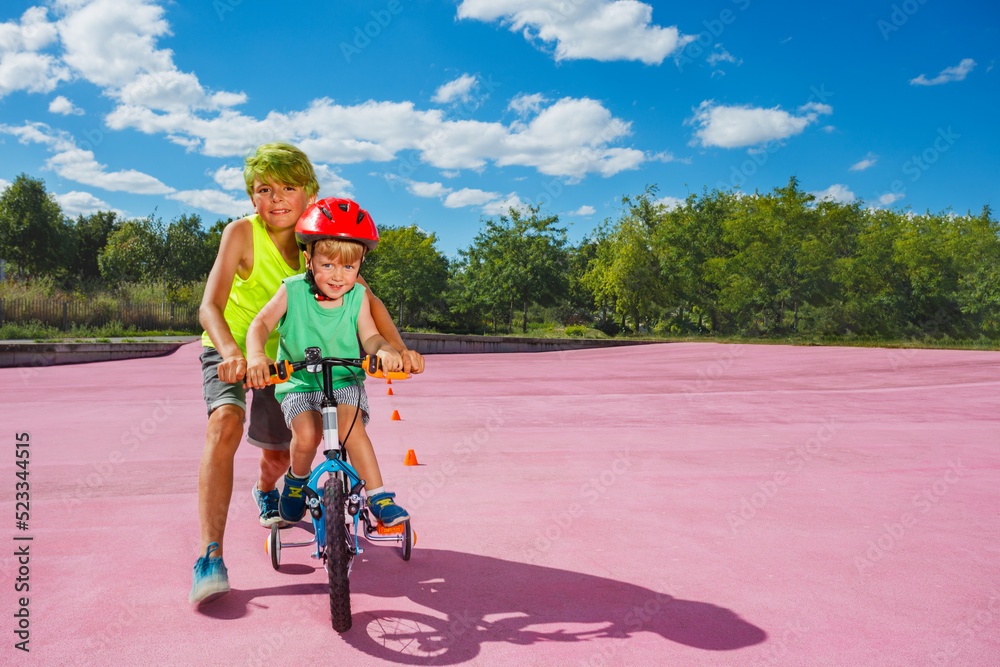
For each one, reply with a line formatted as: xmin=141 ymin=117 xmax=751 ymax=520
xmin=192 ymin=145 xmax=423 ymax=605
xmin=244 ymin=198 xmax=410 ymax=529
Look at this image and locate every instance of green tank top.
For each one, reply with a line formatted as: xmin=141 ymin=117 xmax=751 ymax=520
xmin=201 ymin=214 xmax=303 ymax=358
xmin=274 ymin=273 xmax=366 ymax=398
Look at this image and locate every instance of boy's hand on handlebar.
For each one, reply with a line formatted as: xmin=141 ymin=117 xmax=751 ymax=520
xmin=217 ymin=353 xmax=247 ymax=384
xmin=377 ymin=347 xmax=404 ymax=373
xmin=245 ymin=354 xmax=274 ymax=389
xmin=401 ymin=349 xmax=424 ymax=374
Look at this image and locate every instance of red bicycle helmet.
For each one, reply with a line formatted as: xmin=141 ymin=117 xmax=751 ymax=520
xmin=296 ymin=197 xmax=378 ymax=252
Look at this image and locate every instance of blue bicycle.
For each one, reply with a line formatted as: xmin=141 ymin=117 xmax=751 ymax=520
xmin=265 ymin=346 xmax=414 ymax=632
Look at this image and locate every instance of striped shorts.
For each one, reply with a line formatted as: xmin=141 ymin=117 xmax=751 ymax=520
xmin=279 ymin=384 xmax=370 ymax=429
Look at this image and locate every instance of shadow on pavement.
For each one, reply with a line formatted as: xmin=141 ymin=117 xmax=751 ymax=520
xmin=343 ymin=548 xmax=767 ymax=664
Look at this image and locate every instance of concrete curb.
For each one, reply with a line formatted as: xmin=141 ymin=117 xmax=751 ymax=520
xmin=0 ymin=333 xmax=660 ymax=367
xmin=0 ymin=339 xmax=194 ymax=368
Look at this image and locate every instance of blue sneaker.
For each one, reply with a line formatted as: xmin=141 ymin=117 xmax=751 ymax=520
xmin=252 ymin=484 xmax=283 ymax=527
xmin=189 ymin=542 xmax=230 ymax=605
xmin=279 ymin=470 xmax=309 ymax=524
xmin=368 ymin=492 xmax=409 ymax=527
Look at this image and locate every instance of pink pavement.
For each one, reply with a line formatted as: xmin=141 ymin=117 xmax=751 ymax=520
xmin=2 ymin=341 xmax=999 ymax=665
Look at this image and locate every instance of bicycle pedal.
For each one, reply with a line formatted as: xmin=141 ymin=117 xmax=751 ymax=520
xmin=375 ymin=521 xmax=405 ymax=535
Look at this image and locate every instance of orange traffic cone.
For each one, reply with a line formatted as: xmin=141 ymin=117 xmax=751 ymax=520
xmin=404 ymin=449 xmax=418 ymax=466
xmin=387 ymin=387 xmax=394 ymax=396
xmin=391 ymin=409 xmax=401 ymax=421
xmin=386 ymin=378 xmax=392 ymax=385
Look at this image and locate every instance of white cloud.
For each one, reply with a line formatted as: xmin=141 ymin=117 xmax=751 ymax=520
xmin=48 ymin=146 xmax=176 ymax=194
xmin=571 ymin=205 xmax=596 ymax=216
xmin=313 ymin=164 xmax=353 ymax=198
xmin=850 ymin=153 xmax=877 ymax=171
xmin=432 ymin=74 xmax=478 ymax=104
xmin=167 ymin=189 xmax=246 ymax=216
xmin=456 ymin=0 xmax=693 ymax=64
xmin=655 ymin=196 xmax=684 ymax=211
xmin=688 ymin=100 xmax=832 ymax=149
xmin=0 ymin=177 xmax=10 ymax=191
xmin=0 ymin=121 xmax=176 ymax=195
xmin=116 ymin=70 xmax=246 ymax=112
xmin=109 ymin=95 xmax=646 ymax=179
xmin=910 ymin=58 xmax=976 ymax=86
xmin=0 ymin=7 xmax=59 ymax=51
xmin=444 ymin=187 xmax=500 ymax=208
xmin=878 ymin=192 xmax=905 ymax=206
xmin=706 ymin=46 xmax=739 ymax=67
xmin=212 ymin=166 xmax=245 ymax=191
xmin=406 ymin=180 xmax=452 ymax=198
xmin=56 ymin=0 xmax=173 ymax=87
xmin=0 ymin=8 xmax=66 ymax=97
xmin=508 ymin=92 xmax=548 ymax=116
xmin=49 ymin=95 xmax=83 ymax=115
xmin=482 ymin=193 xmax=528 ymax=215
xmin=54 ymin=190 xmax=117 ymax=216
xmin=0 ymin=51 xmax=70 ymax=97
xmin=811 ymin=184 xmax=855 ymax=204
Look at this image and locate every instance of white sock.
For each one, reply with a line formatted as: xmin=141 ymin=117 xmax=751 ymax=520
xmin=367 ymin=486 xmax=385 ymax=496
xmin=288 ymin=468 xmax=310 ymax=480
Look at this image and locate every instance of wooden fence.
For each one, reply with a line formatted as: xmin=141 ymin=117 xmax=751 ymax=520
xmin=0 ymin=298 xmax=200 ymax=332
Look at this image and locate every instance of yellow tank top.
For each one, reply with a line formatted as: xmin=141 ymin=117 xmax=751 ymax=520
xmin=201 ymin=214 xmax=304 ymax=358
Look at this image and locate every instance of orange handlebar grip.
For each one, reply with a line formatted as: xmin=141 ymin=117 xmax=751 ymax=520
xmin=364 ymin=355 xmax=410 ymax=380
xmin=268 ymin=360 xmax=294 ymax=384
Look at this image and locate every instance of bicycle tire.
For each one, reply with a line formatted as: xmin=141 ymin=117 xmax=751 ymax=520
xmin=324 ymin=474 xmax=352 ymax=632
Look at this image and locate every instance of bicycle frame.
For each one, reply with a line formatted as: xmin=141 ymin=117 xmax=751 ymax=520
xmin=272 ymin=348 xmax=408 ymax=567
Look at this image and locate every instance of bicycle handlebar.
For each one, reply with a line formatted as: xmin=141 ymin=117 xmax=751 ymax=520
xmin=267 ymin=353 xmax=410 ymax=384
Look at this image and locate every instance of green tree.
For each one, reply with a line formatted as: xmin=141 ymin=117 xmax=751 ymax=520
xmin=164 ymin=214 xmax=213 ymax=284
xmin=65 ymin=211 xmax=120 ymax=281
xmin=0 ymin=174 xmax=65 ymax=277
xmin=362 ymin=225 xmax=449 ymax=328
xmin=98 ymin=215 xmax=166 ymax=283
xmin=459 ymin=206 xmax=568 ymax=333
xmin=583 ymin=192 xmax=664 ymax=332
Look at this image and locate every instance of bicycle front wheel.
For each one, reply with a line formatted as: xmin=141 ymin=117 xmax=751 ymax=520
xmin=324 ymin=474 xmax=352 ymax=632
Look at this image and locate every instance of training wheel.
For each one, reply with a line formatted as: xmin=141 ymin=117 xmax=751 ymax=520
xmin=402 ymin=520 xmax=414 ymax=561
xmin=267 ymin=523 xmax=281 ymax=570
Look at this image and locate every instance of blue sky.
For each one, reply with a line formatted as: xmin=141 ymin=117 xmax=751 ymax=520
xmin=1 ymin=0 xmax=996 ymax=257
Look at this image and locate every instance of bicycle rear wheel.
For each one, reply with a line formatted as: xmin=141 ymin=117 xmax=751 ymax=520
xmin=324 ymin=474 xmax=352 ymax=632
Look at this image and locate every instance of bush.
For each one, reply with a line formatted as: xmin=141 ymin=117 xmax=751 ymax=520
xmin=565 ymin=325 xmax=587 ymax=337
xmin=593 ymin=319 xmax=620 ymax=336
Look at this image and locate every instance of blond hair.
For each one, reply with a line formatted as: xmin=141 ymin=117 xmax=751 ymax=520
xmin=311 ymin=239 xmax=366 ymax=266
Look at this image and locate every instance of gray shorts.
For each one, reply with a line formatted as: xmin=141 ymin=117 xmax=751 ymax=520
xmin=280 ymin=384 xmax=370 ymax=429
xmin=200 ymin=347 xmax=292 ymax=450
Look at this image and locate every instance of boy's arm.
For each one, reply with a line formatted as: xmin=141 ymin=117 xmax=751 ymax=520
xmin=356 ymin=290 xmax=403 ymax=373
xmin=356 ymin=274 xmax=425 ymax=374
xmin=245 ymin=284 xmax=289 ymax=389
xmin=200 ymin=219 xmax=252 ymax=384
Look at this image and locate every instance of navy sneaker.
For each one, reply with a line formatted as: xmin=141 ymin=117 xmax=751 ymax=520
xmin=252 ymin=484 xmax=283 ymax=527
xmin=279 ymin=470 xmax=309 ymax=524
xmin=189 ymin=542 xmax=230 ymax=605
xmin=368 ymin=492 xmax=409 ymax=527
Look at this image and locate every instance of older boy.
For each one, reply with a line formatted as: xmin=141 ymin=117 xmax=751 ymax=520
xmin=192 ymin=144 xmax=422 ymax=605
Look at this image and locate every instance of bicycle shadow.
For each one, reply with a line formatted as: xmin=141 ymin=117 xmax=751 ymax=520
xmin=343 ymin=548 xmax=767 ymax=664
